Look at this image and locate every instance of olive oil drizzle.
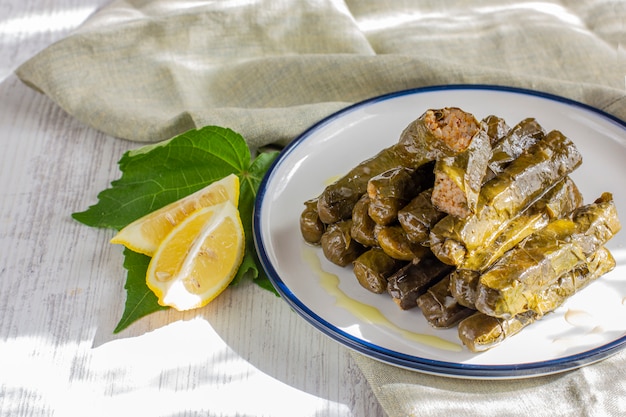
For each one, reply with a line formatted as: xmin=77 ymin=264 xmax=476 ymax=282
xmin=303 ymin=249 xmax=462 ymax=352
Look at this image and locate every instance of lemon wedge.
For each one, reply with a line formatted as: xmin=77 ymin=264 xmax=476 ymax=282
xmin=146 ymin=201 xmax=245 ymax=311
xmin=111 ymin=174 xmax=239 ymax=256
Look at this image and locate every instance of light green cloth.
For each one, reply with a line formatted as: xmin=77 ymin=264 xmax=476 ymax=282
xmin=17 ymin=1 xmax=626 ymax=416
xmin=17 ymin=0 xmax=626 ymax=149
xmin=351 ymin=351 xmax=626 ymax=417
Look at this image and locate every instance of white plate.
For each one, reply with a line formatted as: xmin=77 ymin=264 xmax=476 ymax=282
xmin=253 ymin=85 xmax=626 ymax=379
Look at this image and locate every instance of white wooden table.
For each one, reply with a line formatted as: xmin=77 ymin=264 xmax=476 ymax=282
xmin=0 ymin=1 xmax=385 ymax=416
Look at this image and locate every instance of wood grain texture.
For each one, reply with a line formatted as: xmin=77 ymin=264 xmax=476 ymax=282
xmin=0 ymin=1 xmax=385 ymax=416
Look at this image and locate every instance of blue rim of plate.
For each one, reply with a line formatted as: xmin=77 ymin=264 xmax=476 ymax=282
xmin=253 ymin=84 xmax=626 ymax=379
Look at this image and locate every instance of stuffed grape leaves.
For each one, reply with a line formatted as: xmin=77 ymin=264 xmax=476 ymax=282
xmin=417 ymin=275 xmax=476 ymax=328
xmin=387 ymin=255 xmax=453 ymax=309
xmin=481 ymin=115 xmax=510 ymax=145
xmin=448 ymin=269 xmax=480 ymax=308
xmin=461 ymin=176 xmax=583 ymax=271
xmin=459 ymin=247 xmax=615 ymax=352
xmin=352 ymin=248 xmax=403 ymax=294
xmin=398 ymin=188 xmax=446 ymax=244
xmin=486 ymin=118 xmax=545 ymax=179
xmin=431 ymin=124 xmax=492 ymax=218
xmin=300 ymin=198 xmax=326 ymax=245
xmin=317 ymin=108 xmax=480 ymax=224
xmin=350 ymin=194 xmax=378 ymax=247
xmin=367 ymin=167 xmax=420 ymax=225
xmin=475 ymin=193 xmax=620 ymax=318
xmin=299 ymin=107 xmax=621 ymax=353
xmin=430 ymin=129 xmax=583 ymax=266
xmin=320 ymin=220 xmax=365 ymax=267
xmin=377 ymin=225 xmax=431 ymax=261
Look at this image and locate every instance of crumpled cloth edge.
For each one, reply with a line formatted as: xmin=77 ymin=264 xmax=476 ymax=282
xmin=350 ymin=348 xmax=626 ymax=417
xmin=16 ymin=51 xmax=626 ymax=148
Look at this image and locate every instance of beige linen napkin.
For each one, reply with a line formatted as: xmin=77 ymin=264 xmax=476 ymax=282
xmin=351 ymin=351 xmax=626 ymax=417
xmin=17 ymin=1 xmax=626 ymax=416
xmin=17 ymin=0 xmax=625 ymax=149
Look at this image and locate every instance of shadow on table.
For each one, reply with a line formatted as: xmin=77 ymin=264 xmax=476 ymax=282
xmin=89 ymin=278 xmax=381 ymax=416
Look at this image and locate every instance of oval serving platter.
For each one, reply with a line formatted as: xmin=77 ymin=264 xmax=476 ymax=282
xmin=253 ymin=85 xmax=626 ymax=379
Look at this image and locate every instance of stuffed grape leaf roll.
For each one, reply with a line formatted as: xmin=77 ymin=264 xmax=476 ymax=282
xmin=397 ymin=188 xmax=446 ymax=244
xmin=367 ymin=166 xmax=431 ymax=226
xmin=431 ymin=124 xmax=492 ymax=218
xmin=387 ymin=255 xmax=453 ymax=309
xmin=352 ymin=248 xmax=403 ymax=294
xmin=300 ymin=198 xmax=326 ymax=245
xmin=416 ymin=275 xmax=476 ymax=328
xmin=320 ymin=220 xmax=365 ymax=267
xmin=350 ymin=194 xmax=378 ymax=247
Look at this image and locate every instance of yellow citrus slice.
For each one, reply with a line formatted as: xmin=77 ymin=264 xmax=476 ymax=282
xmin=146 ymin=200 xmax=245 ymax=311
xmin=111 ymin=174 xmax=239 ymax=256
